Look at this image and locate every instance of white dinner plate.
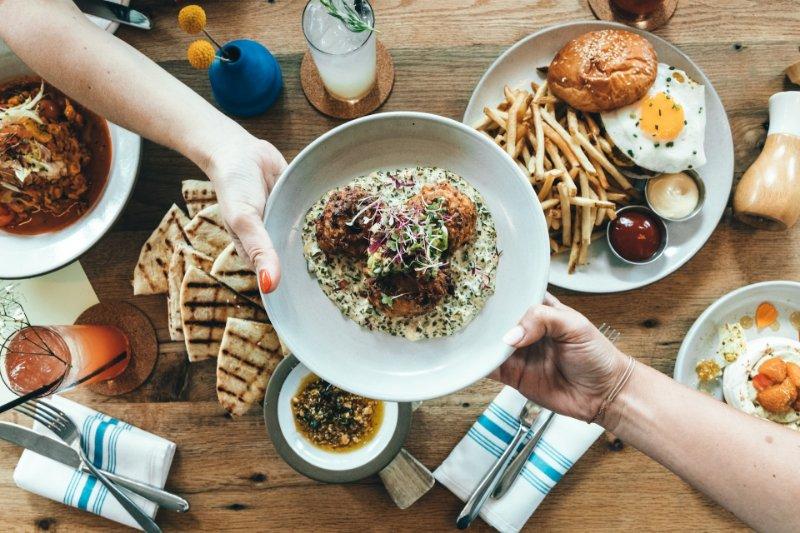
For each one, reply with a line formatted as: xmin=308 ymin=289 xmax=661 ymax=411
xmin=264 ymin=112 xmax=549 ymax=402
xmin=0 ymin=43 xmax=141 ymax=279
xmin=463 ymin=21 xmax=734 ymax=293
xmin=673 ymin=281 xmax=800 ymax=400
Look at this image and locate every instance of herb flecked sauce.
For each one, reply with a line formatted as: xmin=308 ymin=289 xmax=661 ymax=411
xmin=302 ymin=167 xmax=499 ymax=340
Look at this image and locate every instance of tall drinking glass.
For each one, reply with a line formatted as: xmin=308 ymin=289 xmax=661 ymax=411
xmin=1 ymin=325 xmax=130 ymax=396
xmin=302 ymin=0 xmax=377 ymax=103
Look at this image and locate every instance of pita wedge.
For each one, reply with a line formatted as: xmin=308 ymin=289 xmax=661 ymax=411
xmin=216 ymin=318 xmax=283 ymax=416
xmin=180 ymin=266 xmax=267 ymax=362
xmin=211 ymin=243 xmax=259 ymax=304
xmin=182 ymin=179 xmax=217 ymax=217
xmin=167 ymin=244 xmax=214 ymax=341
xmin=185 ymin=204 xmax=232 ymax=258
xmin=133 ymin=204 xmax=191 ymax=295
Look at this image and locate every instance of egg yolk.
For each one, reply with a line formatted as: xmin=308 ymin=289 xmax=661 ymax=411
xmin=639 ymin=92 xmax=684 ymax=141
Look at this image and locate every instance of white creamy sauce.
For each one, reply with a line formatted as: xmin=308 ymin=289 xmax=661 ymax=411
xmin=302 ymin=167 xmax=499 ymax=340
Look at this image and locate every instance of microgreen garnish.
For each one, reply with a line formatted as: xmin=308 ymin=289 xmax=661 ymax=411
xmin=352 ymin=194 xmax=450 ymax=278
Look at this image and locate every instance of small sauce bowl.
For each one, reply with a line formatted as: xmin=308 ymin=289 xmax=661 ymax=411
xmin=606 ymin=205 xmax=668 ymax=265
xmin=264 ymin=355 xmax=412 ymax=483
xmin=645 ymin=169 xmax=706 ymax=222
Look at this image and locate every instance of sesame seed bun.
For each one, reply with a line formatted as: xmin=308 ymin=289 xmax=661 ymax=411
xmin=547 ymin=29 xmax=658 ymax=113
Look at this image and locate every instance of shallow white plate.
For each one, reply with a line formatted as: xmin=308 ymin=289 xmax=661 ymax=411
xmin=0 ymin=44 xmax=141 ymax=279
xmin=264 ymin=112 xmax=549 ymax=401
xmin=674 ymin=281 xmax=800 ymax=400
xmin=463 ymin=21 xmax=734 ymax=293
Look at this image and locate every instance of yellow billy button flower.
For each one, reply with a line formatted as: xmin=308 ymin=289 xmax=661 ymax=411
xmin=178 ymin=5 xmax=207 ymax=35
xmin=187 ymin=40 xmax=216 ymax=70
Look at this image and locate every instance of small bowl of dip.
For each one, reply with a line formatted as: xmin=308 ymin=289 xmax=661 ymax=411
xmin=645 ymin=170 xmax=705 ymax=222
xmin=606 ymin=205 xmax=668 ymax=265
xmin=264 ymin=355 xmax=412 ymax=483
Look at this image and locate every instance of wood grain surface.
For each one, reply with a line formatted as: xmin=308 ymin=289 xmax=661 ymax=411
xmin=3 ymin=0 xmax=800 ymax=530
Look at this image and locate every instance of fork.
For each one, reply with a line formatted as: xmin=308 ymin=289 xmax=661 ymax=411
xmin=598 ymin=322 xmax=621 ymax=344
xmin=15 ymin=399 xmax=162 ymax=533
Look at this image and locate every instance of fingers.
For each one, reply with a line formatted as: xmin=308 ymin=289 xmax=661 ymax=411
xmin=502 ymin=304 xmax=582 ymax=348
xmin=226 ymin=209 xmax=281 ymax=293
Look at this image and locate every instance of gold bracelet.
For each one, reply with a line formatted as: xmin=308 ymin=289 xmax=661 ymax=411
xmin=589 ymin=355 xmax=636 ymax=425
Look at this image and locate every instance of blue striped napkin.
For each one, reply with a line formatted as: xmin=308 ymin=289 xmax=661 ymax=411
xmin=13 ymin=396 xmax=176 ymax=530
xmin=434 ymin=386 xmax=603 ymax=532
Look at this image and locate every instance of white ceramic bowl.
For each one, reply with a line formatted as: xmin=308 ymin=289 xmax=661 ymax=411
xmin=264 ymin=112 xmax=549 ymax=401
xmin=0 ymin=42 xmax=141 ymax=279
xmin=674 ymin=280 xmax=800 ymax=400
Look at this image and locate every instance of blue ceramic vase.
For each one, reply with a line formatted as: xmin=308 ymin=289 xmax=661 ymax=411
xmin=209 ymin=39 xmax=283 ymax=117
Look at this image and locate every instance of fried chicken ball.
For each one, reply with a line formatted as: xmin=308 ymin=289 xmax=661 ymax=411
xmin=315 ymin=186 xmax=373 ymax=257
xmin=367 ymin=270 xmax=452 ymax=318
xmin=410 ymin=183 xmax=477 ymax=251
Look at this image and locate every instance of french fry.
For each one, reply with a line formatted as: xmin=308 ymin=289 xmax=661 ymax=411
xmin=484 ymin=107 xmax=508 ymax=130
xmin=541 ymin=108 xmax=596 ymax=174
xmin=540 ymin=197 xmax=560 ymax=210
xmin=569 ymin=196 xmax=615 ymax=209
xmin=578 ymin=171 xmax=593 ymax=265
xmin=473 ymin=114 xmax=493 ymax=131
xmin=506 ymin=93 xmax=525 ymax=157
xmin=557 ymin=182 xmax=571 ymax=248
xmin=542 ymin=122 xmax=579 ymax=169
xmin=533 ymin=104 xmax=545 ymax=178
xmin=537 ymin=169 xmax=562 ymax=201
xmin=567 ymin=209 xmax=581 ymax=274
xmin=574 ymin=131 xmax=633 ymax=191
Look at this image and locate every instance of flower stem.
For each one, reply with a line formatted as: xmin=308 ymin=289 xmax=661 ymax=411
xmin=203 ymin=29 xmax=230 ymax=62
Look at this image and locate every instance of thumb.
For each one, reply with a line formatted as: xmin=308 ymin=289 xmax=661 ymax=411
xmin=501 ymin=304 xmax=579 ymax=348
xmin=227 ymin=210 xmax=281 ymax=294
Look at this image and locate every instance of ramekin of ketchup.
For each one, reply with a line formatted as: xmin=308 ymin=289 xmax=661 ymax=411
xmin=606 ymin=206 xmax=668 ymax=264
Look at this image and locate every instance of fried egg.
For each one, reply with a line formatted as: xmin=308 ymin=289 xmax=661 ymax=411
xmin=601 ymin=63 xmax=706 ymax=174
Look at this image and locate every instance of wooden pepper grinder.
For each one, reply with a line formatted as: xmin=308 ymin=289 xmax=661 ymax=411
xmin=734 ymin=92 xmax=800 ymax=230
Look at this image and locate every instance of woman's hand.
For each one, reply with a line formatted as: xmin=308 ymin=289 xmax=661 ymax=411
xmin=202 ymin=133 xmax=287 ymax=294
xmin=492 ymin=294 xmax=628 ymax=423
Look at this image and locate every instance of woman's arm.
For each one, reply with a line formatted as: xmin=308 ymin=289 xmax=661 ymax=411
xmin=0 ymin=0 xmax=285 ymax=291
xmin=607 ymin=363 xmax=799 ymax=533
xmin=495 ymin=295 xmax=800 ymax=533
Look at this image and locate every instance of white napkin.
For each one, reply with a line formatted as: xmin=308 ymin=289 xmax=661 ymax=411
xmin=13 ymin=396 xmax=176 ymax=530
xmin=434 ymin=386 xmax=603 ymax=533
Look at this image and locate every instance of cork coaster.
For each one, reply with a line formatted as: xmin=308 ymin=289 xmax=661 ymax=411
xmin=301 ymin=40 xmax=395 ymax=120
xmin=75 ymin=301 xmax=157 ymax=396
xmin=588 ymin=0 xmax=677 ymax=31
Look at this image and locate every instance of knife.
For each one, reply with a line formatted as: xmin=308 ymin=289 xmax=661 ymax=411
xmin=0 ymin=422 xmax=188 ymax=512
xmin=73 ymin=0 xmax=152 ymax=30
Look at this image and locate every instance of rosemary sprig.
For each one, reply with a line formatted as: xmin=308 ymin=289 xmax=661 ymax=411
xmin=320 ymin=0 xmax=377 ymax=33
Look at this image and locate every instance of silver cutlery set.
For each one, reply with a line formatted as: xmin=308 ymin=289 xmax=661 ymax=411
xmin=456 ymin=323 xmax=620 ymax=529
xmin=73 ymin=0 xmax=151 ymax=30
xmin=2 ymin=399 xmax=188 ymax=533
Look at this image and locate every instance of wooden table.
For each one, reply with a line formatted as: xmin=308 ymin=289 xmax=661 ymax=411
xmin=3 ymin=0 xmax=800 ymax=530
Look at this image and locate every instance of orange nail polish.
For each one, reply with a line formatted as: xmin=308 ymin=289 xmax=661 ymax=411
xmin=259 ymin=269 xmax=272 ymax=293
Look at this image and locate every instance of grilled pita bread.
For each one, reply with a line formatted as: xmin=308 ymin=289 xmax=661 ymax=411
xmin=180 ymin=266 xmax=267 ymax=362
xmin=185 ymin=204 xmax=232 ymax=258
xmin=133 ymin=204 xmax=191 ymax=295
xmin=216 ymin=318 xmax=282 ymax=416
xmin=182 ymin=179 xmax=217 ymax=217
xmin=167 ymin=244 xmax=214 ymax=341
xmin=211 ymin=243 xmax=259 ymax=305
